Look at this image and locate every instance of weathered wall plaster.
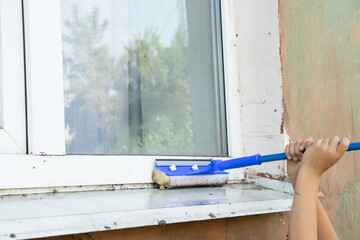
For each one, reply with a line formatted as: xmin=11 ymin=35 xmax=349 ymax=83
xmin=280 ymin=0 xmax=360 ymax=239
xmin=37 ymin=213 xmax=289 ymax=240
xmin=234 ymin=0 xmax=286 ymax=178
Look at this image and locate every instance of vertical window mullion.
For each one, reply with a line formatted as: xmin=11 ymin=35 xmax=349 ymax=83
xmin=220 ymin=0 xmax=243 ymax=158
xmin=24 ymin=0 xmax=65 ymax=155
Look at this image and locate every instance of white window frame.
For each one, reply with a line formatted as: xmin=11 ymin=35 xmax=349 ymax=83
xmin=0 ymin=0 xmax=284 ymax=192
xmin=0 ymin=0 xmax=27 ymax=154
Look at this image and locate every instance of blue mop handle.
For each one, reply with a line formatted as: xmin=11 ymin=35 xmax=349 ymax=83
xmin=217 ymin=142 xmax=360 ymax=171
xmin=259 ymin=141 xmax=360 ymax=163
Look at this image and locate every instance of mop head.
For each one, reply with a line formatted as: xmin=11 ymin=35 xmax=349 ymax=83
xmin=152 ymin=142 xmax=360 ymax=189
xmin=152 ymin=168 xmax=170 ymax=189
xmin=152 ymin=159 xmax=230 ymax=189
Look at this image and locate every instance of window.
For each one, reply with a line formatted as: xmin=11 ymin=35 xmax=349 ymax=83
xmin=60 ymin=0 xmax=227 ymax=156
xmin=0 ymin=0 xmax=245 ymax=190
xmin=0 ymin=0 xmax=284 ymax=191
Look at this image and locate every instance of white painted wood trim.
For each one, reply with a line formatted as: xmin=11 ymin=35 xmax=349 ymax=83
xmin=221 ymin=0 xmax=243 ymax=158
xmin=221 ymin=0 xmax=246 ymax=181
xmin=0 ymin=154 xmax=246 ymax=190
xmin=0 ymin=131 xmax=25 ymax=154
xmin=0 ymin=0 xmax=27 ymax=154
xmin=24 ymin=0 xmax=65 ymax=155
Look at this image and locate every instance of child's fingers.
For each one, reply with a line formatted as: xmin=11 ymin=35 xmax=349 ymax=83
xmin=321 ymin=138 xmax=330 ymax=147
xmin=298 ymin=137 xmax=314 ymax=159
xmin=329 ymin=136 xmax=340 ymax=149
xmin=303 ymin=137 xmax=314 ymax=149
xmin=336 ymin=137 xmax=349 ymax=155
xmin=286 ymin=137 xmax=315 ymax=161
xmin=294 ymin=141 xmax=303 ymax=159
xmin=289 ymin=142 xmax=296 ymax=159
xmin=285 ymin=144 xmax=291 ymax=159
xmin=315 ymin=138 xmax=324 ymax=146
xmin=298 ymin=141 xmax=305 ymax=151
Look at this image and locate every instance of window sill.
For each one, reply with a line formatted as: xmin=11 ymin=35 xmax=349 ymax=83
xmin=0 ymin=182 xmax=293 ymax=239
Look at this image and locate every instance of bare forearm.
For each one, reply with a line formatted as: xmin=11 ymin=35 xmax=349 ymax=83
xmin=290 ymin=182 xmax=338 ymax=239
xmin=286 ymin=136 xmax=348 ymax=239
xmin=289 ymin=168 xmax=320 ymax=239
xmin=317 ymin=198 xmax=338 ymax=240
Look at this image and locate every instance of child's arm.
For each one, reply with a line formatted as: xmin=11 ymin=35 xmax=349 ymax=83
xmin=286 ymin=136 xmax=349 ymax=240
xmin=286 ymin=138 xmax=338 ymax=239
xmin=316 ymin=200 xmax=339 ymax=240
xmin=290 ymin=163 xmax=319 ymax=239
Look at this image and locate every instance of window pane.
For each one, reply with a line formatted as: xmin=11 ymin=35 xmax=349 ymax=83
xmin=60 ymin=0 xmax=226 ymax=156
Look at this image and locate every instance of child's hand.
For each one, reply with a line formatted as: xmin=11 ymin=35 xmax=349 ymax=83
xmin=288 ymin=136 xmax=346 ymax=240
xmin=285 ymin=137 xmax=314 ymax=188
xmin=300 ymin=136 xmax=349 ymax=178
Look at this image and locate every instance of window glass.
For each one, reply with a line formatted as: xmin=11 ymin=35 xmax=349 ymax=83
xmin=60 ymin=0 xmax=226 ymax=156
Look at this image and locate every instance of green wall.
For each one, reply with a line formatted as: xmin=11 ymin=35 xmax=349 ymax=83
xmin=280 ymin=0 xmax=360 ymax=238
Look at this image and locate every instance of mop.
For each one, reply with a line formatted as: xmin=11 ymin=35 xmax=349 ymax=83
xmin=152 ymin=142 xmax=360 ymax=189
